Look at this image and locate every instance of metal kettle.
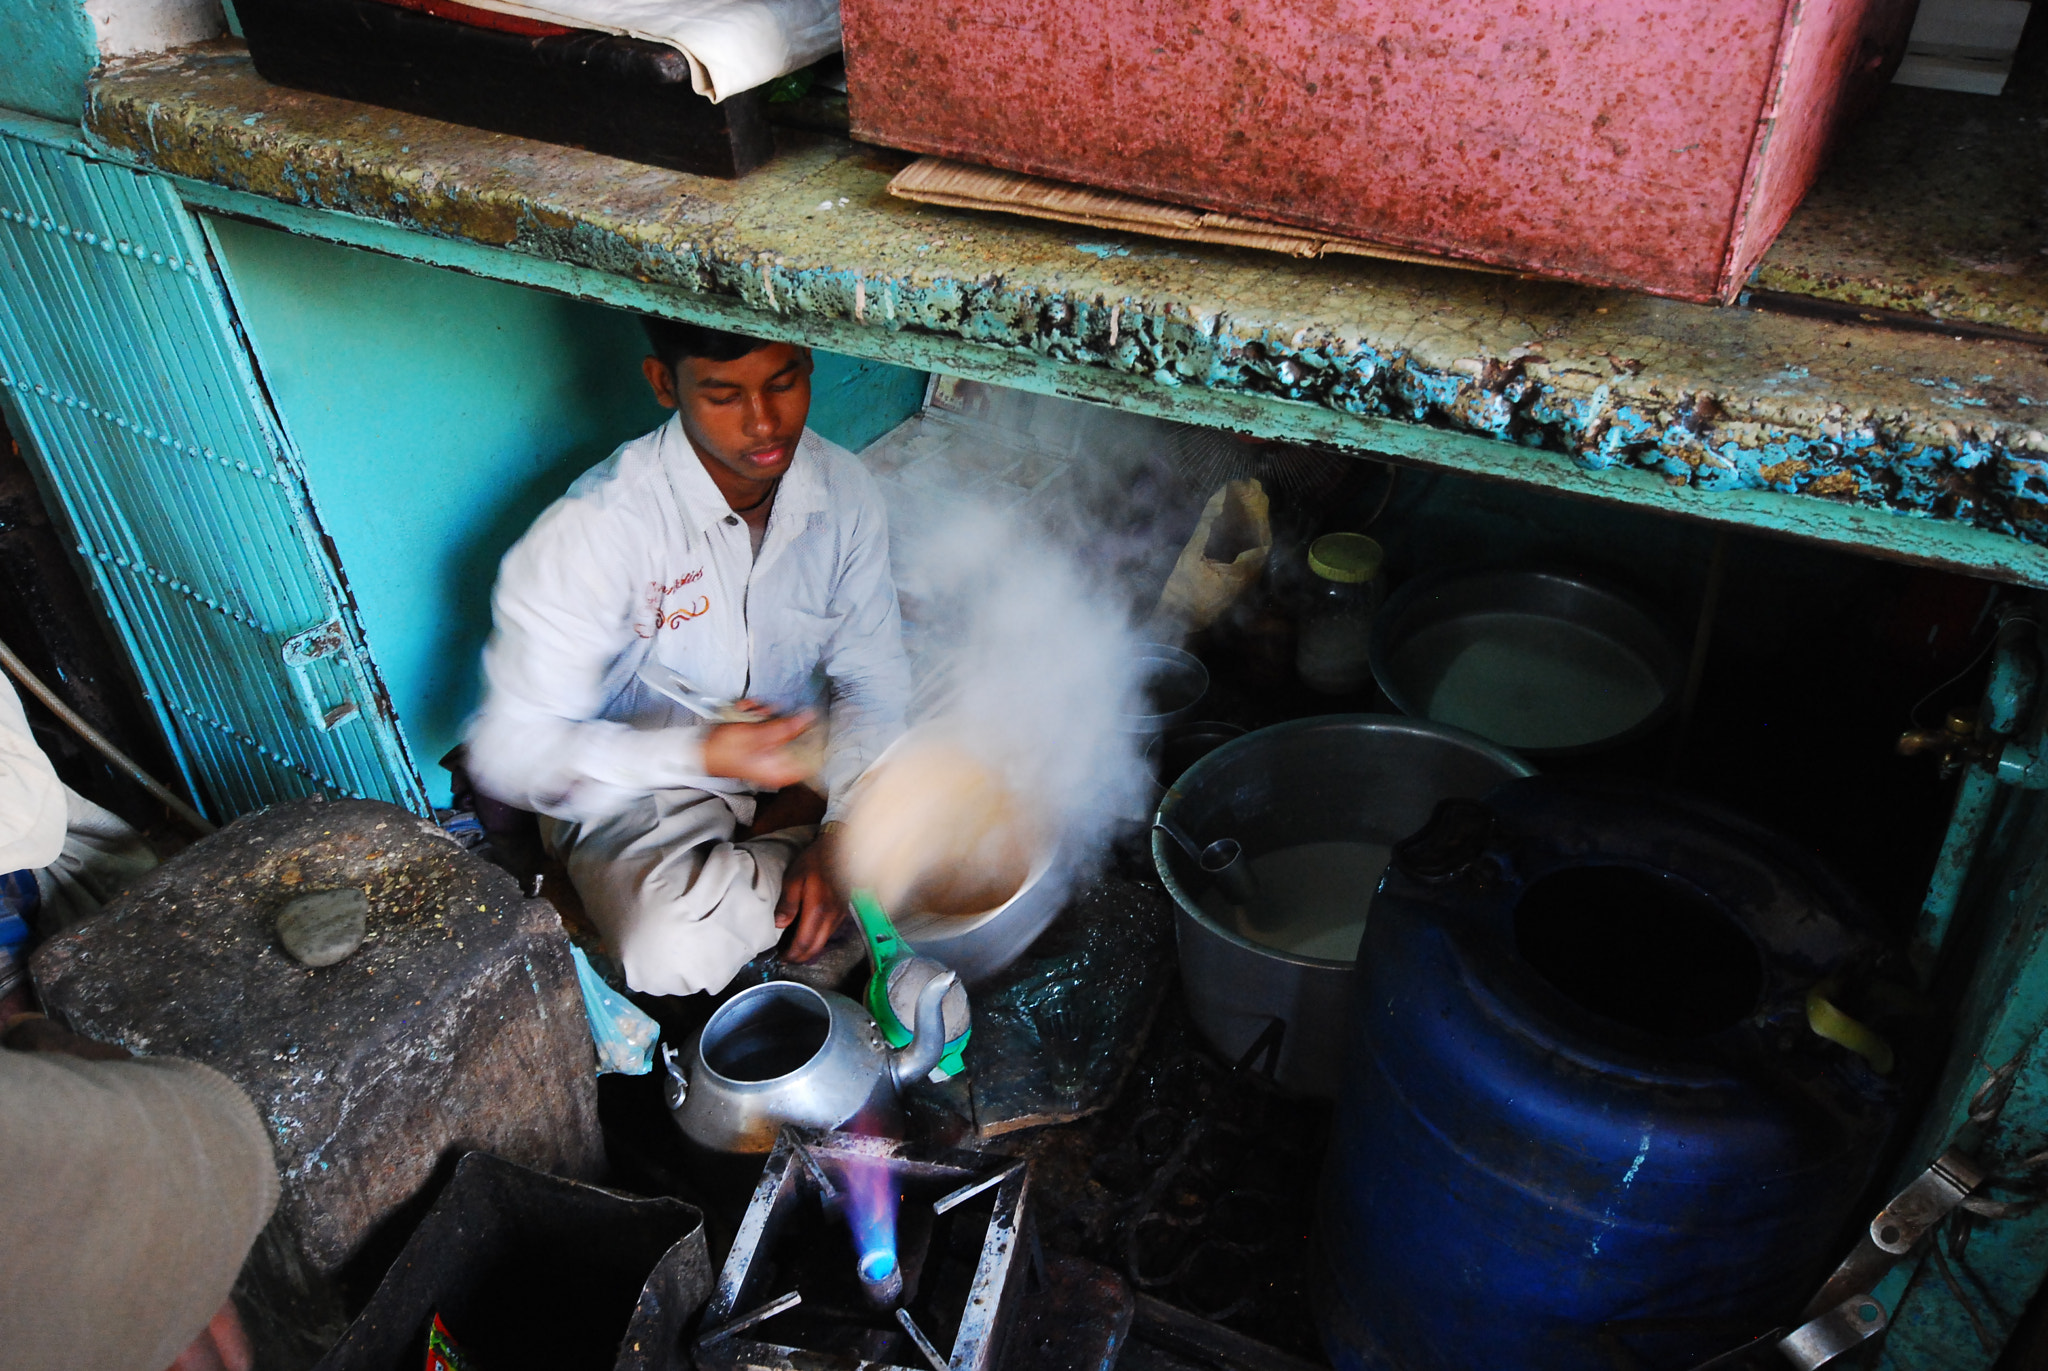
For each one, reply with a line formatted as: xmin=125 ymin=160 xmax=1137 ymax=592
xmin=662 ymin=974 xmax=957 ymax=1154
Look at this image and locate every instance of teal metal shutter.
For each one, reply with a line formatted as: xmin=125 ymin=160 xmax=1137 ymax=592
xmin=0 ymin=131 xmax=428 ymax=818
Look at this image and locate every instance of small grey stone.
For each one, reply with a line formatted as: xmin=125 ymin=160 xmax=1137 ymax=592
xmin=277 ymin=889 xmax=368 ymax=968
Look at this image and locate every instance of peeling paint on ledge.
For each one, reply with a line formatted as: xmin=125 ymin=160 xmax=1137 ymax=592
xmin=66 ymin=46 xmax=2048 ymax=570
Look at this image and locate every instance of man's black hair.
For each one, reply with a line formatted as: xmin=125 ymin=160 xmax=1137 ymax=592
xmin=641 ymin=316 xmax=772 ymax=370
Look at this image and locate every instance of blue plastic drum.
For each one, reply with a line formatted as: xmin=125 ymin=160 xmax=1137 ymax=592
xmin=1313 ymin=776 xmax=1901 ymax=1371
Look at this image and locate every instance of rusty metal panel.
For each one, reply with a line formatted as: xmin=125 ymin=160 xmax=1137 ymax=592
xmin=0 ymin=131 xmax=428 ymax=817
xmin=843 ymin=0 xmax=1919 ymax=303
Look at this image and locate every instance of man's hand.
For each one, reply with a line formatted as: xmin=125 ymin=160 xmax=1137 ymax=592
xmin=776 ymin=827 xmax=846 ymax=963
xmin=702 ymin=710 xmax=819 ymax=789
xmin=166 ymin=1299 xmax=254 ymax=1371
xmin=2 ymin=1013 xmax=131 ymax=1060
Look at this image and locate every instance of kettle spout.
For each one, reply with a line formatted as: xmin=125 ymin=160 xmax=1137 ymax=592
xmin=888 ymin=970 xmax=959 ymax=1090
xmin=661 ymin=1040 xmax=688 ymax=1111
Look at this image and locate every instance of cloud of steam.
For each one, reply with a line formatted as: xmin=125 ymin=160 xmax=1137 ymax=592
xmin=864 ymin=391 xmax=1204 ymax=884
xmin=890 ymin=503 xmax=1152 ymax=859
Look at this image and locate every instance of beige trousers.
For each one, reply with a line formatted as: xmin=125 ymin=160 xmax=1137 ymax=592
xmin=542 ymin=788 xmax=814 ymax=997
xmin=34 ymin=786 xmax=159 ymax=933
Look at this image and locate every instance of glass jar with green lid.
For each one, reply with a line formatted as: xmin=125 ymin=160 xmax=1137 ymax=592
xmin=1296 ymin=533 xmax=1385 ymax=694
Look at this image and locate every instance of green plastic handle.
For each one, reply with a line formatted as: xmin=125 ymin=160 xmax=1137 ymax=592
xmin=852 ymin=889 xmax=973 ymax=1077
xmin=852 ymin=889 xmax=909 ymax=970
xmin=935 ymin=1034 xmax=970 ymax=1080
xmin=853 ymin=890 xmax=914 ymax=1047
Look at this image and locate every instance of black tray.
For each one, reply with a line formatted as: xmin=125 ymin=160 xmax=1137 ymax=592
xmin=311 ymin=1151 xmax=711 ymax=1371
xmin=237 ymin=0 xmax=774 ymax=178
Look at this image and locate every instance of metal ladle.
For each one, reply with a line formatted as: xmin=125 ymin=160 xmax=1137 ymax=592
xmin=1155 ymin=814 xmax=1260 ymax=909
xmin=636 ymin=660 xmax=771 ymax=724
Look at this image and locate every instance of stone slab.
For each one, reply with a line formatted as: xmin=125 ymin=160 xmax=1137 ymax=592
xmin=1755 ymin=25 xmax=2048 ymax=338
xmin=31 ymin=797 xmax=603 ymax=1277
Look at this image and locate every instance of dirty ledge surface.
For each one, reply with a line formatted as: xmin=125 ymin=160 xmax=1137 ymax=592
xmin=1755 ymin=23 xmax=2048 ymax=338
xmin=75 ymin=44 xmax=2048 ymax=558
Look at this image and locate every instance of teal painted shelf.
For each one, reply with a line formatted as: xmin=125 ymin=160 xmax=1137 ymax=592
xmin=45 ymin=42 xmax=2048 ymax=587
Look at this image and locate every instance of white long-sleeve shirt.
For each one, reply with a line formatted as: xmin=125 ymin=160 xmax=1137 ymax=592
xmin=0 ymin=674 xmax=65 ymax=875
xmin=467 ymin=416 xmax=911 ymax=826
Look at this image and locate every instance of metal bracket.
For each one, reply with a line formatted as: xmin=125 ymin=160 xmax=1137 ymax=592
xmin=1800 ymin=1148 xmax=1983 ymax=1321
xmin=279 ymin=618 xmax=359 ymax=732
xmin=1872 ymin=1150 xmax=1984 ymax=1252
xmin=1778 ymin=1294 xmax=1888 ymax=1370
xmin=1687 ymin=1149 xmax=1983 ymax=1371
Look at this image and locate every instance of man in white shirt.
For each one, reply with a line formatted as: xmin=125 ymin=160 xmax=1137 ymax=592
xmin=1 ymin=673 xmax=158 ymax=1016
xmin=466 ymin=320 xmax=911 ymax=998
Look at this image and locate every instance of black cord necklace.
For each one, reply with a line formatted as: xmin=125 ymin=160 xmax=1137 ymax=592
xmin=730 ymin=480 xmax=779 ymax=515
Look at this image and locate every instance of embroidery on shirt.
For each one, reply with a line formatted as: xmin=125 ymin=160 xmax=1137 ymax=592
xmin=634 ymin=568 xmax=710 ymax=638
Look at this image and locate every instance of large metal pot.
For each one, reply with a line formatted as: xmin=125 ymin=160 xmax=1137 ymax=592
xmin=848 ymin=723 xmax=1071 ymax=985
xmin=662 ymin=977 xmax=952 ymax=1153
xmin=1154 ymin=715 xmax=1533 ymax=1095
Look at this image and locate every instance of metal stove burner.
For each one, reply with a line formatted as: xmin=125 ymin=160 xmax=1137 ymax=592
xmin=696 ymin=1129 xmax=1033 ymax=1371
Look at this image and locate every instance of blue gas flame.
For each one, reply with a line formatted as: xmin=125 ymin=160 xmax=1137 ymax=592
xmin=846 ymin=1152 xmax=900 ymax=1276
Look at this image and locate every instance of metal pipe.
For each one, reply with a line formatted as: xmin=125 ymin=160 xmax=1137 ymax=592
xmin=894 ymin=1308 xmax=950 ymax=1371
xmin=1664 ymin=528 xmax=1730 ymax=780
xmin=0 ymin=633 xmax=214 ymax=836
xmin=1911 ymin=768 xmax=2000 ymax=983
xmin=1911 ymin=611 xmax=2040 ymax=982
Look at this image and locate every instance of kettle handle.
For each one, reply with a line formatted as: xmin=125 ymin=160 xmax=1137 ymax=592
xmin=661 ymin=1040 xmax=688 ymax=1110
xmin=888 ymin=971 xmax=959 ymax=1090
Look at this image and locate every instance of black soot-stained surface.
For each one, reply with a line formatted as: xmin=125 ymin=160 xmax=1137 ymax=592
xmin=966 ymin=869 xmax=1179 ymax=1137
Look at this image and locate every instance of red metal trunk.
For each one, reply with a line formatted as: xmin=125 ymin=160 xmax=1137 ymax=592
xmin=842 ymin=0 xmax=1917 ymax=303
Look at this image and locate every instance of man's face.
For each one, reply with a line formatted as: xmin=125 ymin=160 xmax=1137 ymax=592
xmin=643 ymin=342 xmax=813 ymax=487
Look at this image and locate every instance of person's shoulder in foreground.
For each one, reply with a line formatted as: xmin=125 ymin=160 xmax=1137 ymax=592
xmin=0 ymin=1014 xmax=278 ymax=1371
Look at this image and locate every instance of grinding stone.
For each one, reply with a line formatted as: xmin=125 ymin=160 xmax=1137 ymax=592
xmin=29 ymin=797 xmax=602 ymax=1284
xmin=276 ymin=888 xmax=368 ymax=967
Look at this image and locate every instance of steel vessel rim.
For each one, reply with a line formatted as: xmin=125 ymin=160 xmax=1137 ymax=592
xmin=1119 ymin=641 xmax=1210 ymax=732
xmin=887 ymin=847 xmax=1061 ymax=944
xmin=696 ymin=979 xmax=842 ymax=1088
xmin=1154 ymin=713 xmax=1537 ymax=967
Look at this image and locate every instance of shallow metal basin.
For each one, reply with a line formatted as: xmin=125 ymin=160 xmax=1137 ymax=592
xmin=1369 ymin=568 xmax=1683 ymax=759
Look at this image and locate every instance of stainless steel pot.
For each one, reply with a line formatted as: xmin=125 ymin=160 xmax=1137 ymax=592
xmin=1120 ymin=643 xmax=1209 ymax=734
xmin=662 ymin=976 xmax=953 ymax=1153
xmin=1154 ymin=715 xmax=1534 ymax=1096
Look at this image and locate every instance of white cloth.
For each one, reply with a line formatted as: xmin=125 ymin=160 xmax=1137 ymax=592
xmin=0 ymin=675 xmax=65 ymax=875
xmin=450 ymin=0 xmax=840 ymax=101
xmin=35 ymin=788 xmax=162 ymax=933
xmin=543 ymin=796 xmax=812 ymax=996
xmin=467 ymin=415 xmax=910 ymax=827
xmin=0 ymin=676 xmax=156 ymax=928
